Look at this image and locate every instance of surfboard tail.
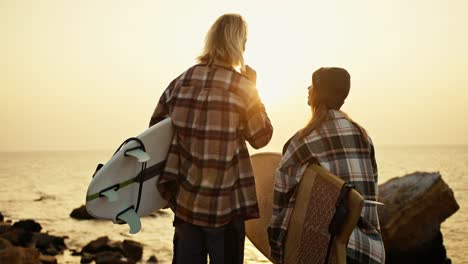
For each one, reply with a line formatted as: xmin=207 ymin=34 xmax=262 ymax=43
xmin=115 ymin=206 xmax=142 ymax=234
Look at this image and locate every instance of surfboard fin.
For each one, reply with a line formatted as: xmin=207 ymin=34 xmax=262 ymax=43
xmin=125 ymin=149 xmax=150 ymax=162
xmin=363 ymin=200 xmax=385 ymax=206
xmin=116 ymin=207 xmax=142 ymax=234
xmin=100 ymin=189 xmax=118 ymax=202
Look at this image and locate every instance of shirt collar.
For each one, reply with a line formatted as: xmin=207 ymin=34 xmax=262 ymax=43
xmin=326 ymin=109 xmax=347 ymax=121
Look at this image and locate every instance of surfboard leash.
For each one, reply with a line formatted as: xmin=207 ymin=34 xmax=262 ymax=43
xmin=324 ymin=182 xmax=355 ymax=264
xmin=112 ymin=137 xmax=148 ymax=214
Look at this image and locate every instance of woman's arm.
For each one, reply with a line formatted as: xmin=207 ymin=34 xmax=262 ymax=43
xmin=268 ymin=137 xmax=316 ymax=263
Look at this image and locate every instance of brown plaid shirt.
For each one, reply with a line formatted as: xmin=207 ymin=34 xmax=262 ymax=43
xmin=150 ymin=64 xmax=273 ymax=228
xmin=268 ymin=110 xmax=385 ymax=264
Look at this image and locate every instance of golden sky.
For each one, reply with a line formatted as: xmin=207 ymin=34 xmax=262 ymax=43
xmin=1 ymin=0 xmax=468 ymax=151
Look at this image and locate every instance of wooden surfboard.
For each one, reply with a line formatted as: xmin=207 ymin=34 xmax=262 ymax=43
xmin=246 ymin=152 xmax=364 ymax=264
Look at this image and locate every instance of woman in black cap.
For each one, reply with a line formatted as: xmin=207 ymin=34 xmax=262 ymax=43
xmin=268 ymin=67 xmax=385 ymax=264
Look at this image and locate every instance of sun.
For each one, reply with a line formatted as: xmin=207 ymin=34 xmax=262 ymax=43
xmin=255 ymin=73 xmax=285 ymax=108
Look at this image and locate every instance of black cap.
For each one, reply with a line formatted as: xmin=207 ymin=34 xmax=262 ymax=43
xmin=312 ymin=67 xmax=350 ymax=110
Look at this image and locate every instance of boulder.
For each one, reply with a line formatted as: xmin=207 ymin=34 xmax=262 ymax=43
xmin=0 ymin=246 xmax=40 ymax=264
xmin=82 ymin=236 xmax=122 ymax=254
xmin=13 ymin=219 xmax=42 ymax=233
xmin=70 ymin=205 xmax=94 ymax=220
xmin=80 ymin=237 xmax=144 ymax=263
xmin=122 ymin=240 xmax=143 ymax=261
xmin=378 ymin=172 xmax=459 ymax=263
xmin=34 ymin=233 xmax=67 ymax=256
xmin=1 ymin=228 xmax=34 ymax=247
xmin=82 ymin=236 xmax=111 ymax=254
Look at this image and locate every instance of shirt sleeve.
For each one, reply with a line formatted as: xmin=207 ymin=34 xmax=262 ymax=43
xmin=369 ymin=140 xmax=379 ymax=184
xmin=241 ymin=83 xmax=273 ymax=149
xmin=267 ymin=135 xmax=316 ymax=263
xmin=149 ymin=78 xmax=178 ymax=127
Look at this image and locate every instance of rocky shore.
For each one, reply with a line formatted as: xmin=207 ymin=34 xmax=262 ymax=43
xmin=0 ymin=170 xmax=460 ymax=263
xmin=0 ymin=216 xmax=66 ymax=263
xmin=0 ymin=214 xmax=158 ymax=264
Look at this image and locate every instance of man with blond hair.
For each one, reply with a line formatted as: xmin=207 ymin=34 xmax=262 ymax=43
xmin=149 ymin=14 xmax=273 ymax=264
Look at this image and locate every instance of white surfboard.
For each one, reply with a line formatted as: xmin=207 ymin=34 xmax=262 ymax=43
xmin=85 ymin=118 xmax=173 ymax=234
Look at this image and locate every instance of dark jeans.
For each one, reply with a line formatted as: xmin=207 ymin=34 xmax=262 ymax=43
xmin=172 ymin=217 xmax=245 ymax=264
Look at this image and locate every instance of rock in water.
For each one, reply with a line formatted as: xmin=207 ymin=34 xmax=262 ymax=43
xmin=12 ymin=219 xmax=42 ymax=233
xmin=82 ymin=236 xmax=113 ymax=254
xmin=70 ymin=205 xmax=95 ymax=220
xmin=34 ymin=233 xmax=67 ymax=256
xmin=147 ymin=255 xmax=158 ymax=263
xmin=122 ymin=240 xmax=143 ymax=261
xmin=378 ymin=171 xmax=459 ymax=263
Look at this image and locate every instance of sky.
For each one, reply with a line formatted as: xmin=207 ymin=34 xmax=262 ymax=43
xmin=1 ymin=0 xmax=468 ymax=151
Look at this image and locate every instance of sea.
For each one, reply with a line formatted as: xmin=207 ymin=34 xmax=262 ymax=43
xmin=0 ymin=146 xmax=466 ymax=263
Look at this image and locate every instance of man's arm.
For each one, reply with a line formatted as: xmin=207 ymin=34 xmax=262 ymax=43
xmin=149 ymin=78 xmax=178 ymax=127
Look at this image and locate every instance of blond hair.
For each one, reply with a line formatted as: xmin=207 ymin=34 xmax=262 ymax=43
xmin=197 ymin=14 xmax=247 ymax=69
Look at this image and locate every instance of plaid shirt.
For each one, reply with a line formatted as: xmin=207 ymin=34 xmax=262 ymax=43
xmin=268 ymin=110 xmax=385 ymax=264
xmin=150 ymin=64 xmax=273 ymax=228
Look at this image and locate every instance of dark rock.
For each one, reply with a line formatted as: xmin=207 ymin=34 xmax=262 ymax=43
xmin=1 ymin=228 xmax=34 ymax=246
xmin=70 ymin=205 xmax=95 ymax=220
xmin=34 ymin=233 xmax=67 ymax=256
xmin=378 ymin=172 xmax=459 ymax=263
xmin=94 ymin=251 xmax=124 ymax=264
xmin=13 ymin=219 xmax=42 ymax=233
xmin=0 ymin=246 xmax=40 ymax=263
xmin=0 ymin=222 xmax=12 ymax=235
xmin=385 ymin=230 xmax=451 ymax=264
xmin=80 ymin=237 xmax=144 ymax=263
xmin=39 ymin=254 xmax=58 ymax=264
xmin=82 ymin=236 xmax=110 ymax=254
xmin=82 ymin=236 xmax=122 ymax=254
xmin=122 ymin=239 xmax=143 ymax=261
xmin=46 ymin=247 xmax=58 ymax=255
xmin=80 ymin=252 xmax=94 ymax=263
xmin=108 ymin=241 xmax=124 ymax=252
xmin=0 ymin=212 xmax=3 ymax=222
xmin=70 ymin=248 xmax=81 ymax=256
xmin=0 ymin=237 xmax=12 ymax=250
xmin=147 ymin=255 xmax=158 ymax=263
xmin=34 ymin=192 xmax=56 ymax=202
